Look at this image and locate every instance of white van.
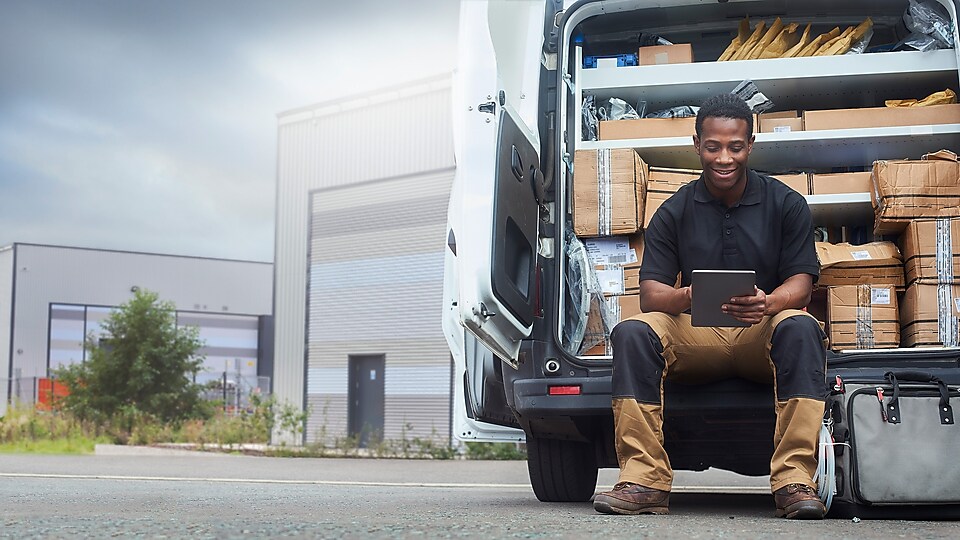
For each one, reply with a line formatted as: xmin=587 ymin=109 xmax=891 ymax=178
xmin=442 ymin=0 xmax=960 ymax=502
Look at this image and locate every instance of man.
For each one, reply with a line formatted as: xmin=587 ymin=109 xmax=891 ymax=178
xmin=593 ymin=94 xmax=829 ymax=519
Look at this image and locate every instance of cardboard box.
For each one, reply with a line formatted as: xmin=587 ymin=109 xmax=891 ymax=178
xmin=759 ymin=111 xmax=803 ymax=133
xmin=638 ymin=43 xmax=693 ymax=65
xmin=900 ymin=218 xmax=960 ymax=286
xmin=574 ymin=149 xmax=647 ymax=236
xmin=816 ymin=241 xmax=904 ymax=288
xmin=600 ymin=113 xmax=761 ymax=141
xmin=803 ymin=103 xmax=960 ymax=131
xmin=872 ymin=150 xmax=960 ymax=235
xmin=594 ymin=267 xmax=640 ymax=296
xmin=900 ymin=282 xmax=960 ymax=347
xmin=811 ymin=171 xmax=872 ymax=195
xmin=599 ymin=116 xmax=697 ymax=140
xmin=827 ymin=285 xmax=900 ymax=350
xmin=582 ymin=294 xmax=643 ymax=356
xmin=644 ymin=167 xmax=700 ymax=228
xmin=773 ymin=173 xmax=810 ymax=195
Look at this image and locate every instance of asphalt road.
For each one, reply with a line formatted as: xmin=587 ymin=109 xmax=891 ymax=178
xmin=1 ymin=446 xmax=958 ymax=539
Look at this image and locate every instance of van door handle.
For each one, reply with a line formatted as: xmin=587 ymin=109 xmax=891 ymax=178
xmin=511 ymin=146 xmax=524 ymax=181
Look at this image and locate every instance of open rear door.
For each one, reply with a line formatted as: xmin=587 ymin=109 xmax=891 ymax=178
xmin=453 ymin=0 xmax=545 ymax=367
xmin=442 ymin=0 xmax=546 ymax=440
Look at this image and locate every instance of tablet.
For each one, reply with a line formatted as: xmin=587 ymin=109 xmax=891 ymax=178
xmin=690 ymin=269 xmax=756 ymax=327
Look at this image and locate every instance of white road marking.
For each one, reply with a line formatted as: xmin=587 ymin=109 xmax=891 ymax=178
xmin=0 ymin=472 xmax=769 ymax=493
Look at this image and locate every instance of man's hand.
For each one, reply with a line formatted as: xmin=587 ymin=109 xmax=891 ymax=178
xmin=722 ymin=286 xmax=767 ymax=325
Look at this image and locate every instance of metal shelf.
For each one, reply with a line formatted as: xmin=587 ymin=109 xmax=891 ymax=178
xmin=806 ymin=193 xmax=873 ymax=226
xmin=578 ymin=123 xmax=960 ymax=170
xmin=579 ymin=49 xmax=959 ymax=112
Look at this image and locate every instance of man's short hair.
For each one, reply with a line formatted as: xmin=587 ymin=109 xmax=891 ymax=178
xmin=695 ymin=94 xmax=754 ymax=139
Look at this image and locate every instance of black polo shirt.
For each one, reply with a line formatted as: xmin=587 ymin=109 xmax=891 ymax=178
xmin=641 ymin=169 xmax=819 ymax=294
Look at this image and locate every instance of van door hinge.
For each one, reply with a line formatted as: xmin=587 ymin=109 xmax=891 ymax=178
xmin=478 ymin=101 xmax=496 ymax=115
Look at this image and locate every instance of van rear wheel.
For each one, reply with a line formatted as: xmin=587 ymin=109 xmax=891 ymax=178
xmin=526 ymin=435 xmax=598 ymax=502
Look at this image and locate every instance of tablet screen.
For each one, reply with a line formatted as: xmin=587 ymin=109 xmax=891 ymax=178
xmin=691 ymin=270 xmax=756 ymax=327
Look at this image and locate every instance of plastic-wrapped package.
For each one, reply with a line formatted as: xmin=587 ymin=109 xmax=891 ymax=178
xmin=732 ymin=79 xmax=775 ymax=113
xmin=844 ymin=28 xmax=874 ymax=55
xmin=597 ymin=97 xmax=640 ymax=121
xmin=904 ymin=0 xmax=954 ymax=49
xmin=645 ymin=105 xmax=699 ymax=119
xmin=562 ymin=231 xmax=615 ymax=355
xmin=582 ymin=94 xmax=598 ymax=141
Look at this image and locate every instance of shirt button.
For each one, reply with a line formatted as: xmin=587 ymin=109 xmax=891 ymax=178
xmin=725 ymin=213 xmax=731 ymax=218
xmin=726 ymin=229 xmax=731 ymax=235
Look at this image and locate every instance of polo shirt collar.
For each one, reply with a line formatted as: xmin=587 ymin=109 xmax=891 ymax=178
xmin=693 ymin=169 xmax=762 ymax=206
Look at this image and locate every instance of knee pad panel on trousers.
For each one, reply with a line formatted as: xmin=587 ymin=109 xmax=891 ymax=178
xmin=770 ymin=315 xmax=828 ymax=400
xmin=610 ymin=320 xmax=665 ymax=404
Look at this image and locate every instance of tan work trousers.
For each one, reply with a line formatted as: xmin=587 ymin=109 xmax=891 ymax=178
xmin=613 ymin=310 xmax=827 ymax=493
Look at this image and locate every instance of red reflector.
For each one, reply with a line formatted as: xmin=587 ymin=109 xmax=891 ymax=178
xmin=548 ymin=385 xmax=581 ymax=396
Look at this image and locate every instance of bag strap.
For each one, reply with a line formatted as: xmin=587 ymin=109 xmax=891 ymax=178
xmin=884 ymin=371 xmax=954 ymax=426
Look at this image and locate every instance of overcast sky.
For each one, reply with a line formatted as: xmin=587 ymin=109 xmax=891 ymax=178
xmin=0 ymin=0 xmax=460 ymax=262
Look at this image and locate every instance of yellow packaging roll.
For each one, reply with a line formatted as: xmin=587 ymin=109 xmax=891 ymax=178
xmin=814 ymin=26 xmax=854 ymax=56
xmin=718 ymin=18 xmax=751 ymax=62
xmin=744 ymin=17 xmax=784 ymax=60
xmin=758 ymin=22 xmax=801 ymax=59
xmin=782 ymin=23 xmax=813 ymax=58
xmin=796 ymin=27 xmax=840 ymax=57
xmin=730 ymin=21 xmax=767 ymax=61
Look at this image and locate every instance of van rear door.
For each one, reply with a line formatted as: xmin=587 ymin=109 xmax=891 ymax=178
xmin=450 ymin=0 xmax=546 ymax=367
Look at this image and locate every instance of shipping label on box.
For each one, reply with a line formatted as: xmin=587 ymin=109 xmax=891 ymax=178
xmin=816 ymin=241 xmax=904 ymax=287
xmin=759 ymin=111 xmax=803 ymax=133
xmin=900 ymin=282 xmax=960 ymax=347
xmin=573 ymin=149 xmax=647 ymax=236
xmin=811 ymin=171 xmax=872 ymax=195
xmin=872 ymin=151 xmax=960 ymax=235
xmin=638 ymin=43 xmax=693 ymax=65
xmin=644 ymin=167 xmax=700 ymax=228
xmin=901 ymin=217 xmax=960 ymax=285
xmin=827 ymin=285 xmax=900 ymax=350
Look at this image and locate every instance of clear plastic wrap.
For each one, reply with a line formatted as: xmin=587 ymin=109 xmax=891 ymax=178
xmin=845 ymin=28 xmax=874 ymax=55
xmin=562 ymin=231 xmax=616 ymax=355
xmin=904 ymin=0 xmax=954 ymax=49
xmin=597 ymin=97 xmax=640 ymax=121
xmin=644 ymin=105 xmax=699 ymax=118
xmin=732 ymin=80 xmax=775 ymax=113
xmin=582 ymin=94 xmax=598 ymax=141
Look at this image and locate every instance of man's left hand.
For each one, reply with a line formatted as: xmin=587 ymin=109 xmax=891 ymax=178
xmin=722 ymin=287 xmax=766 ymax=325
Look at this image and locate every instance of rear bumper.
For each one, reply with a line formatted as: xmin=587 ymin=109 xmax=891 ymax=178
xmin=511 ymin=375 xmax=777 ymax=418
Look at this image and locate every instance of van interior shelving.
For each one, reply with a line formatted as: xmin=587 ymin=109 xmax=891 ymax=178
xmin=557 ymin=0 xmax=960 ymax=359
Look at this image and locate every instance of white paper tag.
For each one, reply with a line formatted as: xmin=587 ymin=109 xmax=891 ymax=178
xmin=954 ymin=297 xmax=960 ymax=315
xmin=654 ymin=52 xmax=669 ymax=64
xmin=850 ymin=250 xmax=872 ymax=260
xmin=871 ymin=288 xmax=891 ymax=305
xmin=585 ymin=237 xmax=638 ymax=266
xmin=773 ymin=125 xmax=792 ymax=133
xmin=596 ymin=268 xmax=625 ymax=295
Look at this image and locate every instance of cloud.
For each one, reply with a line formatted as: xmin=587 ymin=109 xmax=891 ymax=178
xmin=0 ymin=0 xmax=460 ymax=261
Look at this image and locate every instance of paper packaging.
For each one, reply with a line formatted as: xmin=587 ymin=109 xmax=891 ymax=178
xmin=900 ymin=218 xmax=960 ymax=286
xmin=900 ymin=282 xmax=960 ymax=348
xmin=644 ymin=167 xmax=700 ymax=228
xmin=638 ymin=43 xmax=693 ymax=65
xmin=773 ymin=173 xmax=809 ymax=195
xmin=803 ymin=103 xmax=960 ymax=131
xmin=827 ymin=285 xmax=900 ymax=350
xmin=811 ymin=171 xmax=872 ymax=195
xmin=872 ymin=150 xmax=960 ymax=235
xmin=582 ymin=294 xmax=643 ymax=355
xmin=759 ymin=111 xmax=804 ymax=133
xmin=587 ymin=234 xmax=644 ymax=295
xmin=816 ymin=241 xmax=904 ymax=288
xmin=573 ymin=149 xmax=647 ymax=236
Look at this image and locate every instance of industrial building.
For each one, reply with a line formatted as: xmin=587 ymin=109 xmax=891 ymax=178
xmin=0 ymin=243 xmax=274 ymax=417
xmin=273 ymin=75 xmax=455 ymax=445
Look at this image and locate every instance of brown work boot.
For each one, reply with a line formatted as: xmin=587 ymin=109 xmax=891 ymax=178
xmin=774 ymin=483 xmax=826 ymax=519
xmin=594 ymin=482 xmax=670 ymax=515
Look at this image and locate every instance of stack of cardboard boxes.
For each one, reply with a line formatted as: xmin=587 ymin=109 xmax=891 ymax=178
xmin=816 ymin=242 xmax=903 ymax=350
xmin=899 ymin=218 xmax=960 ymax=347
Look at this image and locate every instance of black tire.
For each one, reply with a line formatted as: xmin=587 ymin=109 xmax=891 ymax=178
xmin=526 ymin=435 xmax=598 ymax=502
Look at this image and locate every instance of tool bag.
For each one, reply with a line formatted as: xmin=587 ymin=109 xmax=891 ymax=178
xmin=827 ymin=369 xmax=960 ymax=518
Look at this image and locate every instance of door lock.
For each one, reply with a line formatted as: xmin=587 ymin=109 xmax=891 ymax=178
xmin=478 ymin=101 xmax=496 ymax=115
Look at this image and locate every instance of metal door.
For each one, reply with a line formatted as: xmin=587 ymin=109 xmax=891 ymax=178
xmin=348 ymin=354 xmax=385 ymax=448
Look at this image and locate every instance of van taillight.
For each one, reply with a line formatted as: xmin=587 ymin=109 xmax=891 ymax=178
xmin=548 ymin=385 xmax=581 ymax=396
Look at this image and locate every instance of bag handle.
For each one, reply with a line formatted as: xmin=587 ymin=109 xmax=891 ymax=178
xmin=884 ymin=371 xmax=954 ymax=426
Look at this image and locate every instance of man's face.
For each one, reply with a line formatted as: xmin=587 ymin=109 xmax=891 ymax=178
xmin=693 ymin=116 xmax=754 ymax=201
